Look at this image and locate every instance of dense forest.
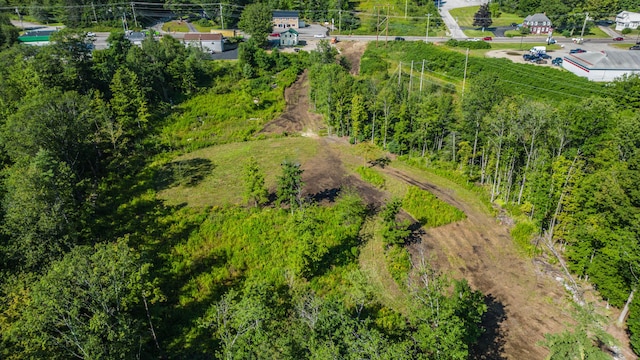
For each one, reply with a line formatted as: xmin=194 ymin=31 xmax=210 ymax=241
xmin=308 ymin=39 xmax=640 ymax=354
xmin=1 ymin=0 xmax=640 ymax=357
xmin=0 ymin=12 xmax=490 ymax=359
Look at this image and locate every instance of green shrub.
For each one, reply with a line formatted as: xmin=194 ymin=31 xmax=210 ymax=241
xmin=510 ymin=221 xmax=540 ymax=257
xmin=622 ymin=28 xmax=632 ymax=35
xmin=402 ymin=186 xmax=465 ymax=228
xmin=445 ymin=39 xmax=491 ymax=49
xmin=386 ymin=245 xmax=411 ymax=286
xmin=355 ymin=166 xmax=385 ymax=188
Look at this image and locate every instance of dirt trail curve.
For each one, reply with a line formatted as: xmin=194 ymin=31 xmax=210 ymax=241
xmin=382 ymin=167 xmax=636 ymax=359
xmin=260 ymin=60 xmax=634 ymax=358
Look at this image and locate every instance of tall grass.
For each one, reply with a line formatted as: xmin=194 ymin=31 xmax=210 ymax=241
xmin=510 ymin=221 xmax=541 ymax=257
xmin=355 ymin=166 xmax=385 ymax=188
xmin=402 ymin=185 xmax=465 ymax=227
xmin=161 ymin=68 xmax=298 ymax=152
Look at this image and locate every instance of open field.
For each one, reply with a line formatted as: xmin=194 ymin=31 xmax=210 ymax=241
xmin=449 ymin=6 xmax=524 ymax=27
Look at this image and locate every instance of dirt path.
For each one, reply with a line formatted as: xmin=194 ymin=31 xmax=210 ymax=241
xmin=259 ymin=68 xmax=634 ymax=359
xmin=336 ymin=41 xmax=368 ymax=75
xmin=260 ymin=70 xmax=324 ymax=136
xmin=381 ymin=167 xmax=633 ymax=359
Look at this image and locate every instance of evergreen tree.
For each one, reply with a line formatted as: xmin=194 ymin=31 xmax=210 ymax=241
xmin=473 ymin=4 xmax=493 ymax=28
xmin=277 ymin=160 xmax=304 ymax=212
xmin=243 ymin=156 xmax=268 ymax=207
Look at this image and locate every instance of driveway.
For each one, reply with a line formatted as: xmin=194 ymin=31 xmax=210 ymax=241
xmin=438 ymin=0 xmax=484 ymax=39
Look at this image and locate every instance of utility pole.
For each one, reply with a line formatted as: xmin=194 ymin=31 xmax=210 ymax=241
xmin=91 ymin=2 xmax=98 ymax=23
xmin=385 ymin=5 xmax=389 ymax=45
xmin=409 ymin=60 xmax=414 ymax=96
xmin=122 ymin=10 xmax=127 ymax=32
xmin=580 ymin=12 xmax=589 ymax=40
xmin=376 ymin=7 xmax=379 ymax=47
xmin=131 ymin=2 xmax=138 ymax=28
xmin=339 ymin=10 xmax=341 ymax=35
xmin=14 ymin=8 xmax=24 ymax=30
xmin=462 ymin=48 xmax=469 ymax=99
xmin=420 ymin=59 xmax=425 ymax=93
xmin=220 ymin=3 xmax=224 ymax=30
xmin=426 ymin=13 xmax=431 ymax=42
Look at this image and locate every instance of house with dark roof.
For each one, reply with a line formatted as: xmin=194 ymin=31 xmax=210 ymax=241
xmin=273 ymin=10 xmax=299 ymax=29
xmin=125 ymin=31 xmax=146 ymax=46
xmin=523 ymin=13 xmax=552 ymax=34
xmin=562 ymin=51 xmax=640 ymax=81
xmin=616 ymin=11 xmax=640 ymax=31
xmin=183 ymin=33 xmax=224 ymax=53
xmin=279 ymin=28 xmax=298 ymax=46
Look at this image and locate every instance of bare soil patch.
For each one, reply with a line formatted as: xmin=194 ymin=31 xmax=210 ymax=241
xmin=260 ymin=70 xmax=324 ymax=136
xmin=381 ymin=167 xmax=634 ymax=359
xmin=261 ymin=71 xmax=386 ymax=207
xmin=335 ymin=41 xmax=368 ymax=75
xmin=261 ymin=69 xmax=635 ymax=359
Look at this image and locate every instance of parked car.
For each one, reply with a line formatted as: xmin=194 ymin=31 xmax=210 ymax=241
xmin=270 ymin=33 xmax=280 ymax=37
xmin=86 ymin=32 xmax=96 ymax=38
xmin=540 ymin=54 xmax=552 ymax=59
xmin=630 ymin=45 xmax=640 ymax=50
xmin=394 ymin=37 xmax=405 ymax=41
xmin=482 ymin=36 xmax=492 ymax=41
xmin=552 ymin=57 xmax=563 ymax=66
xmin=511 ymin=22 xmax=518 ymax=27
xmin=613 ymin=37 xmax=624 ymax=41
xmin=523 ymin=54 xmax=535 ymax=61
xmin=314 ymin=34 xmax=325 ymax=38
xmin=547 ymin=38 xmax=556 ymax=44
xmin=569 ymin=48 xmax=585 ymax=54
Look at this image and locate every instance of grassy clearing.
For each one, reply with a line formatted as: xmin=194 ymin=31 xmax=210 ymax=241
xmin=449 ymin=6 xmax=523 ymax=27
xmin=403 ymin=186 xmax=466 ymax=227
xmin=161 ymin=68 xmax=298 ymax=152
xmin=355 ymin=166 xmax=386 ymax=188
xmin=358 ymin=218 xmax=409 ymax=313
xmin=393 ymin=157 xmax=494 ymax=216
xmin=510 ymin=220 xmax=541 ymax=257
xmin=464 ymin=30 xmax=494 ymax=37
xmin=157 ymin=137 xmax=318 ymax=207
xmin=162 ymin=20 xmax=190 ymax=32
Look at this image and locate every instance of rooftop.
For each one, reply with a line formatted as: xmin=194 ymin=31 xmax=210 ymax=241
xmin=273 ymin=10 xmax=299 ymax=18
xmin=524 ymin=13 xmax=552 ymax=23
xmin=184 ymin=33 xmax=223 ymax=41
xmin=616 ymin=11 xmax=640 ymax=22
xmin=565 ymin=51 xmax=640 ymax=70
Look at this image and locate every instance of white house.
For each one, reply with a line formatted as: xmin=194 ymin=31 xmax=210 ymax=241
xmin=523 ymin=13 xmax=552 ymax=34
xmin=183 ymin=33 xmax=224 ymax=53
xmin=562 ymin=51 xmax=640 ymax=81
xmin=279 ymin=28 xmax=299 ymax=46
xmin=615 ymin=11 xmax=640 ymax=31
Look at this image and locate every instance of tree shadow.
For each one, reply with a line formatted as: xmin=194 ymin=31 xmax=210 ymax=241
xmin=470 ymin=294 xmax=508 ymax=360
xmin=154 ymin=158 xmax=215 ymax=189
xmin=309 ymin=187 xmax=342 ymax=203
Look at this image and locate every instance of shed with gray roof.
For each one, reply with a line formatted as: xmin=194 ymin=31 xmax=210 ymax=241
xmin=562 ymin=51 xmax=640 ymax=81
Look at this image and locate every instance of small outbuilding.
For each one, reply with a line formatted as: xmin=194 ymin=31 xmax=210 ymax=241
xmin=279 ymin=28 xmax=298 ymax=46
xmin=523 ymin=13 xmax=552 ymax=34
xmin=125 ymin=31 xmax=146 ymax=46
xmin=183 ymin=33 xmax=224 ymax=53
xmin=273 ymin=10 xmax=300 ymax=29
xmin=615 ymin=11 xmax=640 ymax=31
xmin=18 ymin=29 xmax=57 ymax=46
xmin=562 ymin=51 xmax=640 ymax=82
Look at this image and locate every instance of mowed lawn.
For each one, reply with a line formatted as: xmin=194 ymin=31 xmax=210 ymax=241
xmin=157 ymin=137 xmax=319 ymax=207
xmin=450 ymin=6 xmax=523 ymax=27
